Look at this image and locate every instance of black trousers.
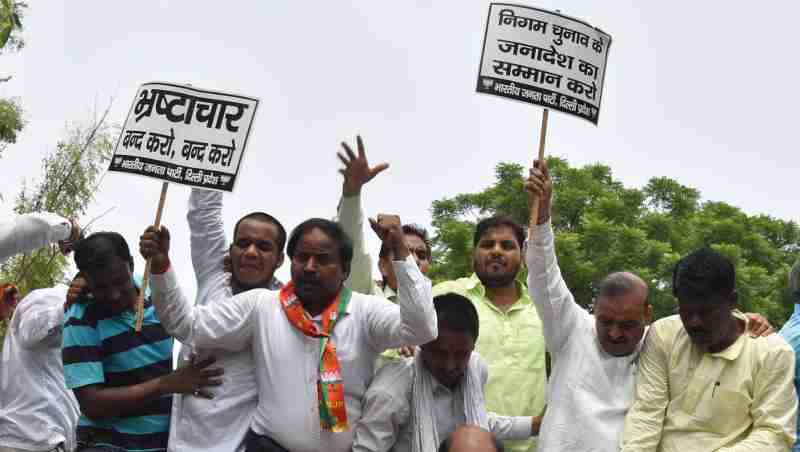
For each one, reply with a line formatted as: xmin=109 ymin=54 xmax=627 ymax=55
xmin=245 ymin=429 xmax=290 ymax=452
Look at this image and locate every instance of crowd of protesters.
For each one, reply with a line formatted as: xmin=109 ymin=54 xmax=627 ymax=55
xmin=1 ymin=138 xmax=798 ymax=452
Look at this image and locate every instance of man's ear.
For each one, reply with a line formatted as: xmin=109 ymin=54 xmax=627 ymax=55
xmin=644 ymin=303 xmax=653 ymax=325
xmin=276 ymin=252 xmax=285 ymax=270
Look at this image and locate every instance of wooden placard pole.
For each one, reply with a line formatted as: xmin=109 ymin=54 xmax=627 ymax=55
xmin=135 ymin=182 xmax=169 ymax=332
xmin=529 ymin=109 xmax=549 ymax=242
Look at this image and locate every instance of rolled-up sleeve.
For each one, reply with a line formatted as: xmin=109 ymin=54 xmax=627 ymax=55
xmin=364 ymin=255 xmax=436 ymax=351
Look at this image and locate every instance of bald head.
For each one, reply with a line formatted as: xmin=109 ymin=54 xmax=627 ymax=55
xmin=598 ymin=272 xmax=649 ymax=304
xmin=438 ymin=426 xmax=504 ymax=452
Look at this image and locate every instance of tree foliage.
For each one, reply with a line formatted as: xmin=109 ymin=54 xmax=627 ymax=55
xmin=0 ymin=1 xmax=28 ymax=158
xmin=429 ymin=158 xmax=799 ymax=327
xmin=0 ymin=111 xmax=115 ymax=344
xmin=0 ymin=0 xmax=26 ymax=53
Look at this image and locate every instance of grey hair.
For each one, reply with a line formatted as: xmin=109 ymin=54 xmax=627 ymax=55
xmin=598 ymin=272 xmax=648 ymax=303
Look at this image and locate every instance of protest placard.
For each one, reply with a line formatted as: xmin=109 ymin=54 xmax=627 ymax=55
xmin=109 ymin=82 xmax=259 ymax=191
xmin=476 ymin=3 xmax=612 ymax=125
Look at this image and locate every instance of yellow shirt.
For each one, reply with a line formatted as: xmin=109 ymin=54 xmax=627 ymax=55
xmin=434 ymin=275 xmax=546 ymax=452
xmin=621 ymin=312 xmax=798 ymax=452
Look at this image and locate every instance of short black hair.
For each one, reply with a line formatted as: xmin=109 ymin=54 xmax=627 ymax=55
xmin=74 ymin=232 xmax=134 ymax=276
xmin=233 ymin=212 xmax=287 ymax=252
xmin=287 ymin=218 xmax=353 ymax=273
xmin=598 ymin=272 xmax=650 ymax=305
xmin=473 ymin=215 xmax=525 ymax=249
xmin=672 ymin=247 xmax=735 ymax=301
xmin=432 ymin=292 xmax=480 ymax=341
xmin=378 ymin=223 xmax=432 ymax=260
xmin=438 ymin=430 xmax=504 ymax=452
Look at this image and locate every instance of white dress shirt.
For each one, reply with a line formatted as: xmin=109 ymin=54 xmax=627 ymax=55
xmin=0 ymin=212 xmax=71 ymax=264
xmin=352 ymin=353 xmax=533 ymax=452
xmin=527 ymin=222 xmax=642 ymax=452
xmin=0 ymin=286 xmax=80 ymax=451
xmin=165 ymin=188 xmax=281 ymax=452
xmin=150 ymin=254 xmax=436 ymax=452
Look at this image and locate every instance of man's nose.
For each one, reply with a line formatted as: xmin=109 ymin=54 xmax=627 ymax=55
xmin=242 ymin=243 xmax=259 ymax=258
xmin=608 ymin=324 xmax=624 ymax=340
xmin=303 ymin=256 xmax=318 ymax=272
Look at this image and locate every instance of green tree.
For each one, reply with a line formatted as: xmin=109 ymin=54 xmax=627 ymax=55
xmin=0 ymin=109 xmax=115 ymax=345
xmin=0 ymin=1 xmax=28 ymax=157
xmin=429 ymin=157 xmax=799 ymax=327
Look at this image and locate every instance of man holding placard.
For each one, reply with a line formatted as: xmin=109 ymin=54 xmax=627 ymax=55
xmin=140 ymin=214 xmax=437 ymax=452
xmin=524 ymin=160 xmax=776 ymax=452
xmin=161 ymin=187 xmax=286 ymax=452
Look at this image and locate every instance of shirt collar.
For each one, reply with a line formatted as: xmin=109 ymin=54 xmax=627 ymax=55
xmin=467 ymin=273 xmax=531 ymax=312
xmin=707 ymin=310 xmax=748 ymax=361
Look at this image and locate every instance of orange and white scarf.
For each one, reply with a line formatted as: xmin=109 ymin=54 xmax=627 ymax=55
xmin=280 ymin=281 xmax=351 ymax=432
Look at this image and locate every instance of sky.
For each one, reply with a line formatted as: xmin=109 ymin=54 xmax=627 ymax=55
xmin=1 ymin=1 xmax=798 ymax=301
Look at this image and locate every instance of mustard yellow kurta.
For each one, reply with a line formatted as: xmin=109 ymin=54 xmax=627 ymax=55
xmin=434 ymin=275 xmax=547 ymax=452
xmin=621 ymin=312 xmax=798 ymax=452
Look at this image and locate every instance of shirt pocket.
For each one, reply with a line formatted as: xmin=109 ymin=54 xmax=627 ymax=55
xmin=708 ymin=387 xmax=752 ymax=434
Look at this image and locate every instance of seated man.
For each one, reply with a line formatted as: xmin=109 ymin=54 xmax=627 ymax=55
xmin=620 ymin=247 xmax=798 ymax=451
xmin=353 ymin=293 xmax=539 ymax=452
xmin=141 ymin=217 xmax=437 ymax=452
xmin=525 ymin=159 xmax=776 ymax=452
xmin=433 ymin=215 xmax=546 ymax=452
xmin=62 ymin=232 xmax=222 ymax=452
xmin=0 ymin=285 xmax=80 ymax=452
xmin=438 ymin=426 xmax=505 ymax=452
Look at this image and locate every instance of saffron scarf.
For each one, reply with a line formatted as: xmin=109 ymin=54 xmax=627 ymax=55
xmin=280 ymin=281 xmax=352 ymax=432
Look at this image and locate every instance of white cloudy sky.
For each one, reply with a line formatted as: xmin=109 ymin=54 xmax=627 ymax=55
xmin=2 ymin=1 xmax=798 ymax=300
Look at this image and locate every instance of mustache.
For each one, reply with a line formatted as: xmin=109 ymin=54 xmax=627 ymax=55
xmin=687 ymin=329 xmax=709 ymax=336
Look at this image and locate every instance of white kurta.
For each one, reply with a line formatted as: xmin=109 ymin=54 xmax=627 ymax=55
xmin=165 ymin=188 xmax=281 ymax=452
xmin=0 ymin=286 xmax=80 ymax=451
xmin=527 ymin=222 xmax=641 ymax=452
xmin=150 ymin=255 xmax=436 ymax=452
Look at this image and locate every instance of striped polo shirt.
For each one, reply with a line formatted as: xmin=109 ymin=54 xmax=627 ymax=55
xmin=62 ymin=291 xmax=173 ymax=452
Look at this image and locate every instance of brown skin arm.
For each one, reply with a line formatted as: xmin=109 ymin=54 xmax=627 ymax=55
xmin=532 ymin=415 xmax=542 ymax=436
xmin=369 ymin=215 xmax=410 ymax=261
xmin=75 ymin=357 xmax=223 ymax=420
xmin=139 ymin=225 xmax=172 ymax=274
xmin=524 ymin=159 xmax=553 ymax=225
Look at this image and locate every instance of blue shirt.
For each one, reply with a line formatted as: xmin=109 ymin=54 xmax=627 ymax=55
xmin=779 ymin=303 xmax=800 ymax=452
xmin=62 ymin=288 xmax=173 ymax=452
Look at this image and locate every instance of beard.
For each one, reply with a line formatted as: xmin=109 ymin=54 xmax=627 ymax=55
xmin=475 ymin=261 xmax=520 ymax=288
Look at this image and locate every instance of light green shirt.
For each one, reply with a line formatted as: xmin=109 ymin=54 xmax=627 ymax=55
xmin=433 ymin=275 xmax=547 ymax=452
xmin=336 ymin=194 xmax=408 ymax=367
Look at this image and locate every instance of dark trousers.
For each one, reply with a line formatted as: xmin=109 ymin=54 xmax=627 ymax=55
xmin=245 ymin=429 xmax=290 ymax=452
